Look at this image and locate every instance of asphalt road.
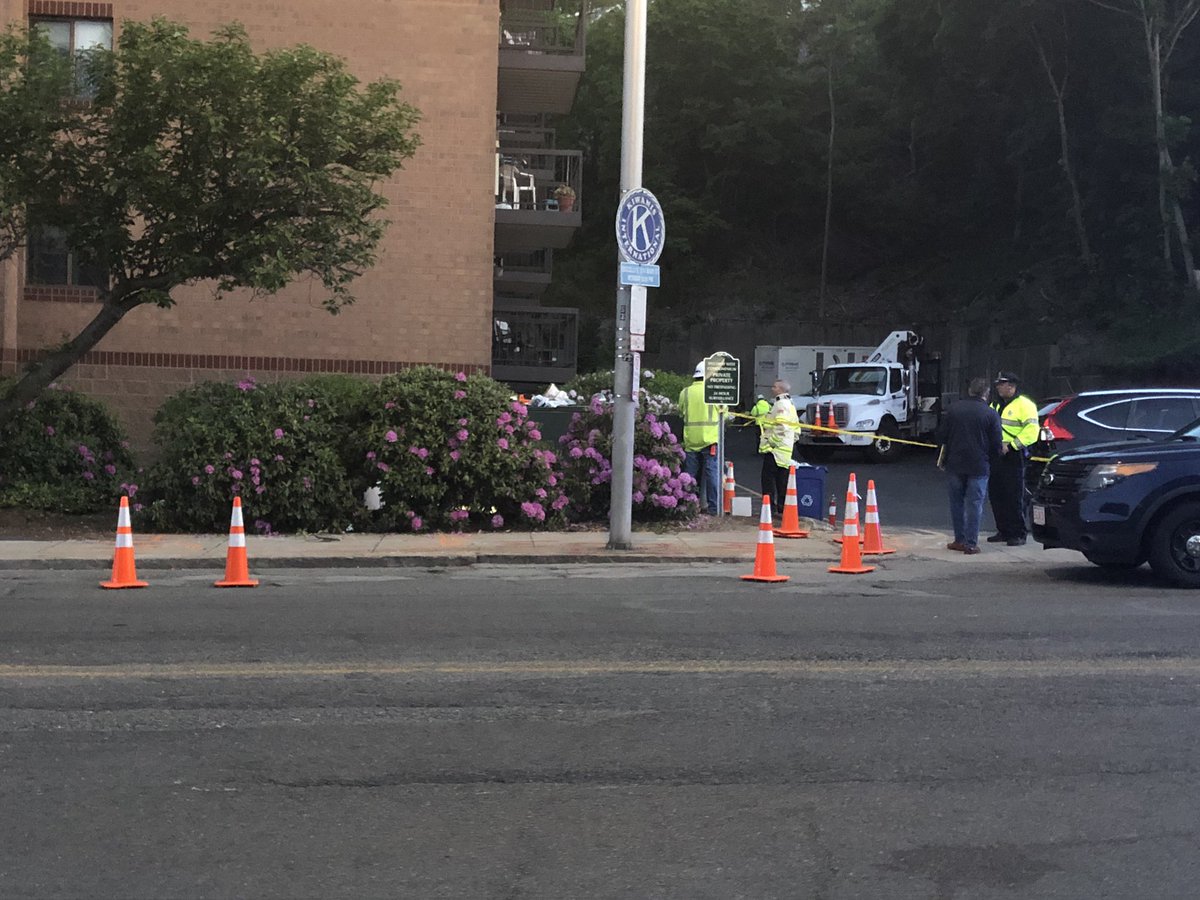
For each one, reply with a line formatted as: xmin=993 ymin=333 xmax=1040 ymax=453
xmin=3 ymin=561 xmax=1199 ymax=899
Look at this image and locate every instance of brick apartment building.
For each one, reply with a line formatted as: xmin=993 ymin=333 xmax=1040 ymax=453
xmin=0 ymin=0 xmax=586 ymax=448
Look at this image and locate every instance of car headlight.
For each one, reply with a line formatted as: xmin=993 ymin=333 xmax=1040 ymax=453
xmin=1081 ymin=461 xmax=1158 ymax=491
xmin=851 ymin=419 xmax=875 ymax=430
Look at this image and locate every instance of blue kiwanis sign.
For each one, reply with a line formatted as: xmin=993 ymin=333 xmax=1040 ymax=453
xmin=615 ymin=188 xmax=666 ymax=265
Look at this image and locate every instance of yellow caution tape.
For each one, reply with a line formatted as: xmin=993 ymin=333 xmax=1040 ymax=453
xmin=726 ymin=410 xmax=1053 ymax=463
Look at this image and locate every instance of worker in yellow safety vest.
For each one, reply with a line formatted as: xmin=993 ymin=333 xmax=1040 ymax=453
xmin=757 ymin=379 xmax=800 ymax=518
xmin=746 ymin=394 xmax=771 ymax=434
xmin=678 ymin=362 xmax=725 ymax=515
xmin=987 ymin=371 xmax=1040 ymax=545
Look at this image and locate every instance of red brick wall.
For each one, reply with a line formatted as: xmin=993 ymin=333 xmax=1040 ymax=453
xmin=4 ymin=0 xmax=499 ymax=451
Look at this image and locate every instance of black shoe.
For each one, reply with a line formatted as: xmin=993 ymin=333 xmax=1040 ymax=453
xmin=962 ymin=545 xmax=981 ymax=555
xmin=1006 ymin=536 xmax=1026 ymax=546
xmin=986 ymin=533 xmax=1006 ymax=543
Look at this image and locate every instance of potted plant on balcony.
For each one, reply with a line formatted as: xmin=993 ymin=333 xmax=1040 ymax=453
xmin=552 ymin=183 xmax=576 ymax=213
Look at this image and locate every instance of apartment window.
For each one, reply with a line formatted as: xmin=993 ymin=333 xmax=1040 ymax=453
xmin=27 ymin=227 xmax=106 ymax=288
xmin=31 ymin=17 xmax=113 ymax=98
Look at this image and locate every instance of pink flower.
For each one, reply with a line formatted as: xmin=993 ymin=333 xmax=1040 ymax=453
xmin=497 ymin=438 xmax=509 ymax=450
xmin=453 ymin=390 xmax=466 ymax=400
xmin=385 ymin=430 xmax=398 ymax=443
xmin=104 ymin=464 xmax=116 ymax=475
xmin=191 ymin=476 xmax=201 ymax=486
xmin=205 ymin=465 xmax=216 ymax=475
xmin=273 ymin=428 xmax=284 ymax=439
xmin=45 ymin=426 xmax=55 ymax=436
xmin=457 ymin=429 xmax=469 ymax=442
xmin=528 ymin=429 xmax=542 ymax=441
xmin=425 ymin=466 xmax=435 ymax=476
xmin=455 ymin=372 xmax=467 ymax=382
xmin=411 ymin=516 xmax=424 ymax=530
xmin=491 ymin=514 xmax=504 ymax=528
xmin=255 ymin=485 xmax=266 ymax=494
xmin=231 ymin=469 xmax=244 ymax=480
xmin=82 ymin=471 xmax=94 ymax=480
xmin=450 ymin=450 xmax=461 ymax=462
xmin=385 ymin=401 xmax=396 ymax=409
xmin=458 ymin=418 xmax=469 ymax=426
xmin=377 ymin=462 xmax=391 ymax=472
xmin=366 ymin=451 xmax=376 ymax=460
xmin=274 ymin=454 xmax=284 ymax=462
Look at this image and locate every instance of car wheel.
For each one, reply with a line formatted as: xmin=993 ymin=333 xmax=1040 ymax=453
xmin=1083 ymin=552 xmax=1144 ymax=570
xmin=865 ymin=418 xmax=902 ymax=463
xmin=1147 ymin=502 xmax=1200 ymax=588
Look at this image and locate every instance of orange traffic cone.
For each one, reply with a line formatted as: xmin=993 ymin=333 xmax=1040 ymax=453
xmin=827 ymin=402 xmax=837 ymax=431
xmin=861 ymin=479 xmax=896 ymax=555
xmin=723 ymin=461 xmax=736 ymax=514
xmin=215 ymin=497 xmax=259 ymax=587
xmin=774 ymin=465 xmax=810 ymax=538
xmin=828 ymin=492 xmax=838 ymax=527
xmin=833 ymin=472 xmax=863 ymax=545
xmin=741 ymin=497 xmax=790 ymax=582
xmin=829 ymin=482 xmax=875 ymax=574
xmin=100 ymin=496 xmax=148 ymax=589
xmin=813 ymin=404 xmax=823 ymax=432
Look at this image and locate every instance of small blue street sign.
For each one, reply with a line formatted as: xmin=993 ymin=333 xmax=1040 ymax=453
xmin=615 ymin=188 xmax=666 ymax=264
xmin=619 ymin=262 xmax=661 ymax=287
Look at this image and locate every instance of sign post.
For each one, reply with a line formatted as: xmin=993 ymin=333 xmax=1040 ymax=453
xmin=609 ymin=0 xmax=663 ymax=551
xmin=703 ymin=353 xmax=740 ymax=518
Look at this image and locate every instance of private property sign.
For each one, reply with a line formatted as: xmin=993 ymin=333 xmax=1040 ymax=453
xmin=703 ymin=352 xmax=740 ymax=406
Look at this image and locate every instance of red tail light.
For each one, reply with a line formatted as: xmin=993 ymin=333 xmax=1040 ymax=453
xmin=1041 ymin=399 xmax=1074 ymax=441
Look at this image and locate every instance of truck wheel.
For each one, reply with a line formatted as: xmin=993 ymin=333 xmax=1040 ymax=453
xmin=1147 ymin=502 xmax=1200 ymax=588
xmin=865 ymin=419 xmax=902 ymax=463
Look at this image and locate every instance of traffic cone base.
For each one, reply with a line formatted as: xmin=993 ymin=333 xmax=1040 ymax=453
xmin=774 ymin=464 xmax=810 ymax=539
xmin=742 ymin=498 xmax=790 ymax=582
xmin=215 ymin=497 xmax=259 ymax=587
xmin=861 ymin=478 xmax=897 ymax=556
xmin=829 ymin=475 xmax=875 ymax=575
xmin=101 ymin=496 xmax=148 ymax=589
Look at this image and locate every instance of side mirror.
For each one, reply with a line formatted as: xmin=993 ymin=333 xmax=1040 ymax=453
xmin=810 ymin=370 xmax=819 ymax=390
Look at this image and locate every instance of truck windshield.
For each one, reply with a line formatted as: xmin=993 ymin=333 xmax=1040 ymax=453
xmin=817 ymin=366 xmax=887 ymax=396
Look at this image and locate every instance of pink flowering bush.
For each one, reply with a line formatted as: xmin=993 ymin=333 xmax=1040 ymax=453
xmin=144 ymin=376 xmax=366 ymax=532
xmin=557 ymin=394 xmax=698 ymax=522
xmin=0 ymin=378 xmax=137 ymax=513
xmin=346 ymin=367 xmax=566 ymax=531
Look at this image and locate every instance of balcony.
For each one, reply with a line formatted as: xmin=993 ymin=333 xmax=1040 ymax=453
xmin=494 ymin=249 xmax=553 ymax=297
xmin=495 ymin=148 xmax=582 ymax=253
xmin=498 ymin=1 xmax=588 ymax=115
xmin=492 ymin=301 xmax=578 ymax=386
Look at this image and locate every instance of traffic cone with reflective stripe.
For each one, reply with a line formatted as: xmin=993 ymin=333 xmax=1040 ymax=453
xmin=723 ymin=461 xmax=735 ymax=514
xmin=861 ymin=479 xmax=896 ymax=555
xmin=774 ymin=465 xmax=810 ymax=538
xmin=828 ymin=493 xmax=838 ymax=527
xmin=829 ymin=481 xmax=875 ymax=574
xmin=215 ymin=497 xmax=258 ymax=587
xmin=813 ymin=404 xmax=823 ymax=432
xmin=833 ymin=472 xmax=863 ymax=544
xmin=100 ymin=496 xmax=147 ymax=589
xmin=826 ymin=402 xmax=836 ymax=430
xmin=741 ymin=497 xmax=790 ymax=582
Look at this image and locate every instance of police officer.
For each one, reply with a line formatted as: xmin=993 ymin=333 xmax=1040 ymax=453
xmin=679 ymin=362 xmax=723 ymax=515
xmin=987 ymin=371 xmax=1040 ymax=545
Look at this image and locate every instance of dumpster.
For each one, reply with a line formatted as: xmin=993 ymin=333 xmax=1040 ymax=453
xmin=791 ymin=464 xmax=826 ymax=518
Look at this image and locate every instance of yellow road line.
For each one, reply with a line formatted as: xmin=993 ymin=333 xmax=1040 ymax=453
xmin=0 ymin=658 xmax=1197 ymax=681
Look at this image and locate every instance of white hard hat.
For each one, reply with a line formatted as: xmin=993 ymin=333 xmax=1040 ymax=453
xmin=693 ymin=362 xmax=704 ymax=378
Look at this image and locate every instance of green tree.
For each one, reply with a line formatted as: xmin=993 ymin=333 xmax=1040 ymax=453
xmin=0 ymin=19 xmax=421 ymax=421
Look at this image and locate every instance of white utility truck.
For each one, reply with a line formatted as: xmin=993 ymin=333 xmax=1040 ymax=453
xmin=794 ymin=330 xmax=942 ymax=462
xmin=754 ymin=344 xmax=876 ymax=401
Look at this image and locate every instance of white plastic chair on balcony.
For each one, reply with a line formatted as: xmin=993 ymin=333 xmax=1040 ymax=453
xmin=498 ymin=159 xmax=536 ymax=208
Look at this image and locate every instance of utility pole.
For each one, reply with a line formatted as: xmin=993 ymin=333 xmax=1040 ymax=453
xmin=607 ymin=0 xmax=647 ymax=550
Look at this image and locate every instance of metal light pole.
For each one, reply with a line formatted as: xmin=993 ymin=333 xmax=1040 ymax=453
xmin=608 ymin=0 xmax=647 ymax=551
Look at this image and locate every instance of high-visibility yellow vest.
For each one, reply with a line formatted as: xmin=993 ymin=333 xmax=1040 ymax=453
xmin=991 ymin=394 xmax=1040 ymax=450
xmin=759 ymin=394 xmax=800 ymax=467
xmin=678 ymin=381 xmax=721 ymax=451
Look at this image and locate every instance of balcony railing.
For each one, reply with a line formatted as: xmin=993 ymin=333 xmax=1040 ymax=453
xmin=499 ymin=3 xmax=587 ymax=55
xmin=495 ymin=148 xmax=582 ymax=214
xmin=492 ymin=304 xmax=578 ymax=384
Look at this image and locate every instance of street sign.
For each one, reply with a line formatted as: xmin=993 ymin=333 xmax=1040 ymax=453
xmin=630 ymin=334 xmax=645 ymax=352
xmin=630 ymin=286 xmax=647 ymax=335
xmin=632 ymin=351 xmax=641 ymax=399
xmin=615 ymin=188 xmax=666 ymax=264
xmin=703 ymin=352 xmax=740 ymax=406
xmin=619 ymin=262 xmax=660 ymax=287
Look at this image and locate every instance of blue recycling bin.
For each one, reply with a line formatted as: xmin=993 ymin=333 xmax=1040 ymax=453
xmin=791 ymin=464 xmax=826 ymax=518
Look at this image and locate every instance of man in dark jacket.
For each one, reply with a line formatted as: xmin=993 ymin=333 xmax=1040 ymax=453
xmin=935 ymin=376 xmax=1003 ymax=554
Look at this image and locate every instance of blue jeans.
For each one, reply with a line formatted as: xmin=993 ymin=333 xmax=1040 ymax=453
xmin=684 ymin=447 xmax=720 ymax=515
xmin=946 ymin=473 xmax=989 ymax=547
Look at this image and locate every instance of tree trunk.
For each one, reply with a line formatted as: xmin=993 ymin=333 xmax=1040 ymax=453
xmin=1032 ymin=32 xmax=1092 ymax=267
xmin=0 ymin=298 xmax=136 ymax=422
xmin=1146 ymin=18 xmax=1173 ymax=267
xmin=819 ymin=57 xmax=835 ymax=321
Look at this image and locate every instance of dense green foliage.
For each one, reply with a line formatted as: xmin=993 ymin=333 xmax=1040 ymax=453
xmin=0 ymin=19 xmax=422 ymax=420
xmin=550 ymin=0 xmax=1200 ymax=368
xmin=0 ymin=380 xmax=137 ymax=513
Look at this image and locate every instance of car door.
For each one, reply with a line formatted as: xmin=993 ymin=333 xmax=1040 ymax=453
xmin=1126 ymin=396 xmax=1200 ymax=440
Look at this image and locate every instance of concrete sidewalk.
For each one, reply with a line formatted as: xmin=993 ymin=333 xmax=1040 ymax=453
xmin=0 ymin=520 xmax=1049 ymax=569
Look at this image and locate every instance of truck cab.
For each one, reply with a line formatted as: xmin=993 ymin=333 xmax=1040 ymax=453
xmin=795 ymin=330 xmax=939 ymax=462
